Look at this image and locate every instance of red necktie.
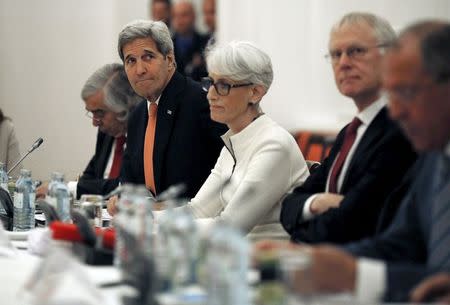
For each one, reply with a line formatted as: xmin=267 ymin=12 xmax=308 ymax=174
xmin=108 ymin=135 xmax=126 ymax=179
xmin=328 ymin=117 xmax=362 ymax=193
xmin=144 ymin=102 xmax=158 ymax=194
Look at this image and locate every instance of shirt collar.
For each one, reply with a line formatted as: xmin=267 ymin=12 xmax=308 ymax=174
xmin=221 ymin=114 xmax=270 ymax=155
xmin=146 ymin=96 xmax=161 ymax=109
xmin=356 ymin=96 xmax=386 ymax=127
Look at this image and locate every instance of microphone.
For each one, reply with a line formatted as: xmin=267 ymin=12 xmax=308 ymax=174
xmin=7 ymin=137 xmax=44 ymax=175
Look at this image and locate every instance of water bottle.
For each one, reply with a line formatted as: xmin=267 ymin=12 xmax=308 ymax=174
xmin=113 ymin=184 xmax=135 ymax=268
xmin=49 ymin=173 xmax=70 ymax=222
xmin=0 ymin=162 xmax=9 ymax=214
xmin=205 ymin=221 xmax=250 ymax=305
xmin=13 ymin=169 xmax=36 ymax=231
xmin=46 ymin=172 xmax=60 ymax=208
xmin=0 ymin=162 xmax=8 ymax=193
xmin=158 ymin=198 xmax=199 ymax=292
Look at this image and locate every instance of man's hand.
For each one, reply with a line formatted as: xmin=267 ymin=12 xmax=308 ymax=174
xmin=107 ymin=195 xmax=119 ymax=216
xmin=253 ymin=241 xmax=357 ymax=295
xmin=36 ymin=182 xmax=49 ymax=199
xmin=410 ymin=273 xmax=450 ymax=303
xmin=310 ymin=193 xmax=344 ymax=215
xmin=306 ymin=245 xmax=356 ymax=293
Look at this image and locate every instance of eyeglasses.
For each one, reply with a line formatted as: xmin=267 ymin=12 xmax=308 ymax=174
xmin=325 ymin=44 xmax=387 ymax=64
xmin=85 ymin=109 xmax=107 ymax=120
xmin=201 ymin=77 xmax=253 ymax=96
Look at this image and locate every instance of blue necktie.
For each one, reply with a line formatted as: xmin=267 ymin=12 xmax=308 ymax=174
xmin=428 ymin=154 xmax=450 ymax=269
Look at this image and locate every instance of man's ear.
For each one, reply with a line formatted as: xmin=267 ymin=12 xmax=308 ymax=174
xmin=166 ymin=53 xmax=176 ymax=70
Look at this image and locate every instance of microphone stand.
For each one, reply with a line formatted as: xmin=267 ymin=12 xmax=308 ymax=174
xmin=7 ymin=138 xmax=43 ymax=176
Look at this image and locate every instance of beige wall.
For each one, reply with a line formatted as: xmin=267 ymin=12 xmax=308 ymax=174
xmin=0 ymin=0 xmax=146 ymax=181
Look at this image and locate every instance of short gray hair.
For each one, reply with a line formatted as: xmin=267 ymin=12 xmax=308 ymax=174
xmin=117 ymin=19 xmax=174 ymax=61
xmin=331 ymin=12 xmax=396 ymax=48
xmin=81 ymin=63 xmax=141 ymax=121
xmin=205 ymin=41 xmax=274 ymax=90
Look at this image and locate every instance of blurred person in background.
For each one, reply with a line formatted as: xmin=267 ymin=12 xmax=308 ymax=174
xmin=150 ymin=0 xmax=172 ymax=28
xmin=0 ymin=108 xmax=21 ymax=178
xmin=171 ymin=0 xmax=209 ymax=81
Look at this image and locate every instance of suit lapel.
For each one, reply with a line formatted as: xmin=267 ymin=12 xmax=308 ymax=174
xmin=99 ymin=134 xmax=114 ymax=177
xmin=341 ymin=107 xmax=388 ymax=189
xmin=153 ymin=72 xmax=185 ymax=192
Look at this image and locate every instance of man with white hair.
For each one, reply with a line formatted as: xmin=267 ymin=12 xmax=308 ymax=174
xmin=280 ymin=12 xmax=416 ymax=244
xmin=37 ymin=63 xmax=141 ymax=199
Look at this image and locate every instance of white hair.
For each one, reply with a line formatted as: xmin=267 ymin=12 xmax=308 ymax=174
xmin=205 ymin=41 xmax=273 ymax=90
xmin=331 ymin=12 xmax=396 ymax=47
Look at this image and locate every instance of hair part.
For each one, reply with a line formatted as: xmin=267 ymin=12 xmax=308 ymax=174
xmin=331 ymin=12 xmax=397 ymax=48
xmin=117 ymin=19 xmax=174 ymax=61
xmin=205 ymin=41 xmax=274 ymax=90
xmin=104 ymin=68 xmax=142 ymax=121
xmin=81 ymin=63 xmax=141 ymax=121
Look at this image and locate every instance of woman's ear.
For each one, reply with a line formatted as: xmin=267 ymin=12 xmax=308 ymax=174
xmin=251 ymin=85 xmax=266 ymax=103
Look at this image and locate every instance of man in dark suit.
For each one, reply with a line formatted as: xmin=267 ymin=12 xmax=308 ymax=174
xmin=171 ymin=0 xmax=209 ymax=81
xmin=36 ymin=64 xmax=141 ymax=199
xmin=76 ymin=64 xmax=142 ymax=198
xmin=280 ymin=12 xmax=416 ymax=244
xmin=114 ymin=19 xmax=225 ymax=206
xmin=257 ymin=20 xmax=450 ymax=303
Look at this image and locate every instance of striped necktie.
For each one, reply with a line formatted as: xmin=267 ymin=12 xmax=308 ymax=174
xmin=428 ymin=154 xmax=450 ymax=269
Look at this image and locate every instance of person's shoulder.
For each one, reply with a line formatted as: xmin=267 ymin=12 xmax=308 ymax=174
xmin=0 ymin=118 xmax=15 ymax=134
xmin=255 ymin=116 xmax=298 ymax=148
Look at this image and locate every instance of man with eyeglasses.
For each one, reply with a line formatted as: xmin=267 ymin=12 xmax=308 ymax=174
xmin=107 ymin=20 xmax=225 ymax=215
xmin=257 ymin=20 xmax=450 ymax=304
xmin=37 ymin=64 xmax=142 ymax=199
xmin=280 ymin=12 xmax=416 ymax=244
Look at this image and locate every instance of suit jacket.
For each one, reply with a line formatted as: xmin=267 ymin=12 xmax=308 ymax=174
xmin=346 ymin=153 xmax=450 ymax=302
xmin=77 ymin=130 xmax=119 ymax=198
xmin=280 ymin=107 xmax=417 ymax=244
xmin=173 ymin=31 xmax=209 ymax=81
xmin=121 ymin=72 xmax=226 ymax=199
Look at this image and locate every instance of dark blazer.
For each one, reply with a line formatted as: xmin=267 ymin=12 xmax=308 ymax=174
xmin=346 ymin=153 xmax=450 ymax=302
xmin=77 ymin=130 xmax=119 ymax=199
xmin=173 ymin=31 xmax=209 ymax=81
xmin=121 ymin=72 xmax=226 ymax=198
xmin=280 ymin=107 xmax=417 ymax=244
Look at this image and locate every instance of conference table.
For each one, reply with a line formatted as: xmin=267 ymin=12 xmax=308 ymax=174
xmin=0 ymin=228 xmax=436 ymax=305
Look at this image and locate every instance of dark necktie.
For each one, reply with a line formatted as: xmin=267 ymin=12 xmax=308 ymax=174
xmin=328 ymin=117 xmax=362 ymax=193
xmin=108 ymin=135 xmax=126 ymax=179
xmin=428 ymin=154 xmax=450 ymax=269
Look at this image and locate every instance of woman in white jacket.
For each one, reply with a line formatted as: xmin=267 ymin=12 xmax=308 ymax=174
xmin=180 ymin=41 xmax=309 ymax=240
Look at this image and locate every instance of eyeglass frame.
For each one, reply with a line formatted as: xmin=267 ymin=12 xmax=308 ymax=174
xmin=85 ymin=109 xmax=107 ymax=120
xmin=201 ymin=77 xmax=253 ymax=96
xmin=324 ymin=43 xmax=388 ymax=64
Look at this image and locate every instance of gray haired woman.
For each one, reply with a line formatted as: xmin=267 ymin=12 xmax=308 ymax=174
xmin=168 ymin=41 xmax=310 ymax=240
